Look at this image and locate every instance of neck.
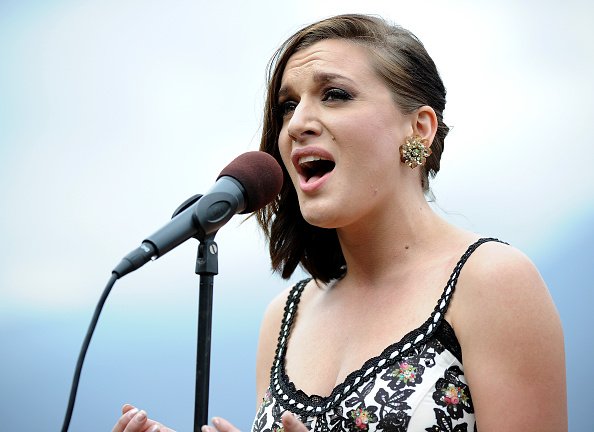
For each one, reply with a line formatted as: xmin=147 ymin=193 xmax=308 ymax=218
xmin=335 ymin=190 xmax=451 ymax=288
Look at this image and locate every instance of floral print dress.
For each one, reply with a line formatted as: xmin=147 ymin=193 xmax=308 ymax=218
xmin=252 ymin=238 xmax=504 ymax=432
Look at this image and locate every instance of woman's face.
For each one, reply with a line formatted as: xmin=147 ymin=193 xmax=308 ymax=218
xmin=277 ymin=38 xmax=413 ymax=229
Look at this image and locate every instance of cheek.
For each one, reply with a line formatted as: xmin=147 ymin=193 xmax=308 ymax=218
xmin=277 ymin=135 xmax=294 ymax=175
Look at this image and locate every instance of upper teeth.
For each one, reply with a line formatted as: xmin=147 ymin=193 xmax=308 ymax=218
xmin=299 ymin=155 xmax=328 ymax=165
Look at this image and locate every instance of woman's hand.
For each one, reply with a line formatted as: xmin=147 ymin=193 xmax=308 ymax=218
xmin=202 ymin=412 xmax=308 ymax=432
xmin=112 ymin=404 xmax=176 ymax=432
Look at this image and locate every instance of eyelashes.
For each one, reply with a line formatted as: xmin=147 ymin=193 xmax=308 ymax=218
xmin=322 ymin=88 xmax=352 ymax=102
xmin=278 ymin=100 xmax=298 ymax=117
xmin=276 ymin=87 xmax=354 ymax=118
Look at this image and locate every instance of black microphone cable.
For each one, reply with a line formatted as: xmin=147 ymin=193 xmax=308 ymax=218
xmin=59 ymin=151 xmax=283 ymax=431
xmin=61 ymin=272 xmax=118 ymax=432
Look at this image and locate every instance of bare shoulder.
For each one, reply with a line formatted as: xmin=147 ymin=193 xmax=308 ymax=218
xmin=254 ymin=281 xmax=302 ymax=410
xmin=450 ymin=240 xmax=567 ymax=431
xmin=260 ymin=284 xmax=294 ymax=336
xmin=451 ymin=240 xmax=562 ymax=355
xmin=451 ymin=240 xmax=557 ymax=327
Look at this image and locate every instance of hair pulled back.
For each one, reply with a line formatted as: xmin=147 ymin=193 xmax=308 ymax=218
xmin=256 ymin=14 xmax=449 ymax=282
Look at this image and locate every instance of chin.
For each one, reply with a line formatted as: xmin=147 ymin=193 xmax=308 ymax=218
xmin=300 ymin=204 xmax=344 ymax=229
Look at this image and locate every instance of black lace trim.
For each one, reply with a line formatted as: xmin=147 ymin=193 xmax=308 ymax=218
xmin=435 ymin=320 xmax=463 ymax=363
xmin=269 ymin=237 xmax=505 ymax=417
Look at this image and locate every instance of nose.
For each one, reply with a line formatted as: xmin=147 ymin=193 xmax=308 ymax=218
xmin=286 ymin=99 xmax=322 ymax=143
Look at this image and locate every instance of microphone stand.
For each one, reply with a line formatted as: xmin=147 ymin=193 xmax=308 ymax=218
xmin=194 ymin=233 xmax=218 ymax=432
xmin=170 ymin=194 xmax=217 ymax=432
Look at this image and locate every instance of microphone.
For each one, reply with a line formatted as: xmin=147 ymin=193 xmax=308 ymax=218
xmin=112 ymin=151 xmax=283 ymax=278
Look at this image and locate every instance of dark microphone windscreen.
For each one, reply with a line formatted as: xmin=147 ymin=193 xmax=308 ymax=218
xmin=218 ymin=151 xmax=283 ymax=213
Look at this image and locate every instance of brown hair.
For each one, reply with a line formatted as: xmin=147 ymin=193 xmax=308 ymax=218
xmin=256 ymin=14 xmax=449 ymax=282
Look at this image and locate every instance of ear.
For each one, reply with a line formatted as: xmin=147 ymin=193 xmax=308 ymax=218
xmin=412 ymin=106 xmax=438 ymax=147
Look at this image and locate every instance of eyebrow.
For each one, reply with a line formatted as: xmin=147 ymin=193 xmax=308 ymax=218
xmin=278 ymin=71 xmax=353 ymax=101
xmin=313 ymin=71 xmax=348 ymax=85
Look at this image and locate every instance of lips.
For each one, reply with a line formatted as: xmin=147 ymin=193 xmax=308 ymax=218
xmin=291 ymin=148 xmax=336 ymax=191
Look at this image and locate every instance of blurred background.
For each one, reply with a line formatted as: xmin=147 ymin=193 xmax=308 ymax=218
xmin=0 ymin=0 xmax=592 ymax=430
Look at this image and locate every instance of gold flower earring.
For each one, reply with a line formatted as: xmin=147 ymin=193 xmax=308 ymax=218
xmin=399 ymin=135 xmax=432 ymax=169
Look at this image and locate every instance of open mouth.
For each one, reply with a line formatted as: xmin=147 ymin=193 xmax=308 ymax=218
xmin=298 ymin=155 xmax=336 ymax=183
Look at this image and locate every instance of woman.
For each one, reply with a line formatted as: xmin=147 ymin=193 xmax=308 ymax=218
xmin=113 ymin=14 xmax=567 ymax=432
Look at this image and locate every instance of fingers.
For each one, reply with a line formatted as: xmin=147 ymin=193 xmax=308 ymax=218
xmin=202 ymin=413 xmax=308 ymax=432
xmin=281 ymin=412 xmax=309 ymax=432
xmin=112 ymin=404 xmax=169 ymax=432
xmin=112 ymin=406 xmax=140 ymax=432
xmin=202 ymin=416 xmax=241 ymax=432
xmin=122 ymin=404 xmax=136 ymax=415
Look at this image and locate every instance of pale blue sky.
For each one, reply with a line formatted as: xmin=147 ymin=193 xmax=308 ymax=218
xmin=0 ymin=1 xmax=592 ymax=430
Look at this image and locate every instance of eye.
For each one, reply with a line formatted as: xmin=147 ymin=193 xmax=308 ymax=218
xmin=322 ymin=88 xmax=352 ymax=102
xmin=277 ymin=100 xmax=298 ymax=118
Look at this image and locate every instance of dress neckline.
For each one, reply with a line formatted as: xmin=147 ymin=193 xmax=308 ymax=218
xmin=269 ymin=238 xmax=503 ymax=417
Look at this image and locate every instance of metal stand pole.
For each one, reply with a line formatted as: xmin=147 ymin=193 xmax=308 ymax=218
xmin=193 ymin=234 xmax=218 ymax=432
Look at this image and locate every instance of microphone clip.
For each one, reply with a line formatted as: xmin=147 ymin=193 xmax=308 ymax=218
xmin=172 ymin=194 xmax=219 ymax=275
